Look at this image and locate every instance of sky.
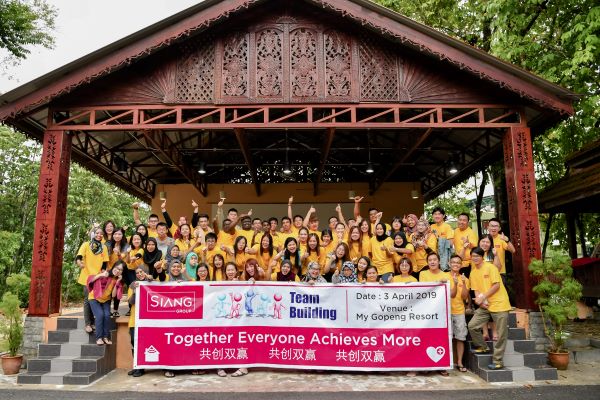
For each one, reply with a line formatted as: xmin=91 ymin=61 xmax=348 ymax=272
xmin=0 ymin=0 xmax=201 ymax=94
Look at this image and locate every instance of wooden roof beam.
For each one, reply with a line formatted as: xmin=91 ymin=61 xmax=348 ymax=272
xmin=143 ymin=129 xmax=207 ymax=197
xmin=314 ymin=128 xmax=336 ymax=196
xmin=370 ymin=128 xmax=433 ymax=195
xmin=234 ymin=128 xmax=260 ymax=197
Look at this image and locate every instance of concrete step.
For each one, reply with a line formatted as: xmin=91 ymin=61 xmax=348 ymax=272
xmin=508 ymin=327 xmax=526 ymax=340
xmin=72 ymin=357 xmax=102 ymax=373
xmin=57 ymin=317 xmax=85 ymax=331
xmin=47 ymin=329 xmax=94 ymax=344
xmin=16 ymin=373 xmax=43 ymax=384
xmin=63 ymin=372 xmax=99 ymax=385
xmin=50 ymin=356 xmax=77 ymax=373
xmin=570 ymin=348 xmax=600 ymax=363
xmin=26 ymin=358 xmax=52 ymax=373
xmin=475 ymin=364 xmax=558 ymax=383
xmin=40 ymin=372 xmax=69 ymax=385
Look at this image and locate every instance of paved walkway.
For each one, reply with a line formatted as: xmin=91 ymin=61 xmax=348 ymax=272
xmin=1 ymin=361 xmax=599 ymax=393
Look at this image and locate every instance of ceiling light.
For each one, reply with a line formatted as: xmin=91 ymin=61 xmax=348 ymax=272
xmin=198 ymin=162 xmax=206 ymax=174
xmin=283 ymin=161 xmax=292 ymax=175
xmin=366 ymin=162 xmax=374 ymax=174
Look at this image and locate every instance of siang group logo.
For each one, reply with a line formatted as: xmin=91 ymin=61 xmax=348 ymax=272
xmin=139 ymin=285 xmax=204 ymax=320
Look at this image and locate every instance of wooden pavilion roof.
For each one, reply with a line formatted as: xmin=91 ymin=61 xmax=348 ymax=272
xmin=0 ymin=0 xmax=577 ymax=202
xmin=538 ymin=139 xmax=600 ymax=213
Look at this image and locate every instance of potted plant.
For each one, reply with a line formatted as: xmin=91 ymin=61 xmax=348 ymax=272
xmin=529 ymin=256 xmax=583 ymax=370
xmin=0 ymin=292 xmax=24 ymax=375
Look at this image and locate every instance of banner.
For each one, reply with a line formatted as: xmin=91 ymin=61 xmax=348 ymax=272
xmin=134 ymin=282 xmax=452 ymax=371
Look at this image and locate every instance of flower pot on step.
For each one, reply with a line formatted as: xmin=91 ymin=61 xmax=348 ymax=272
xmin=548 ymin=351 xmax=569 ymax=370
xmin=1 ymin=354 xmax=23 ymax=375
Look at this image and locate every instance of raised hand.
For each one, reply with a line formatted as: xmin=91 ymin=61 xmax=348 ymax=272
xmin=191 ymin=200 xmax=198 ymax=208
xmin=248 ymin=209 xmax=253 ymax=216
xmin=353 ymin=196 xmax=364 ymax=203
xmin=217 ymin=198 xmax=225 ymax=207
xmin=288 ymin=196 xmax=294 ymax=205
xmin=335 ymin=204 xmax=341 ymax=213
xmin=161 ymin=200 xmax=167 ymax=210
xmin=132 ymin=202 xmax=139 ymax=209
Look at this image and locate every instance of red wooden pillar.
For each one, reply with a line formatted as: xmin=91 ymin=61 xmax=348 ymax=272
xmin=503 ymin=126 xmax=540 ymax=310
xmin=28 ymin=130 xmax=72 ymax=316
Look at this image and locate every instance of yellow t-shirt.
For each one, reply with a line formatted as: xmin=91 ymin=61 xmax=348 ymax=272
xmin=238 ymin=229 xmax=258 ymax=247
xmin=87 ymin=277 xmax=117 ymax=302
xmin=348 ymin=241 xmax=363 ymax=262
xmin=470 ymin=261 xmax=511 ymax=312
xmin=361 ymin=235 xmax=372 ymax=256
xmin=413 ymin=235 xmax=438 ymax=272
xmin=217 ymin=230 xmax=235 ymax=247
xmin=369 ymin=236 xmax=395 ymax=275
xmin=233 ymin=251 xmax=251 ymax=272
xmin=449 ymin=276 xmax=470 ymax=315
xmin=392 ymin=275 xmax=417 ymax=283
xmin=147 ymin=227 xmax=158 ymax=238
xmin=419 ymin=269 xmax=450 ymax=283
xmin=76 ymin=242 xmax=110 ymax=286
xmin=303 ymin=250 xmax=325 ymax=275
xmin=431 ymin=222 xmax=454 ymax=240
xmin=492 ymin=236 xmax=510 ymax=274
xmin=213 ymin=268 xmax=225 ymax=281
xmin=203 ymin=246 xmax=226 ymax=270
xmin=175 ymin=238 xmax=195 ymax=255
xmin=453 ymin=227 xmax=478 ymax=267
xmin=128 ymin=287 xmax=136 ymax=328
xmin=392 ymin=243 xmax=415 ymax=268
xmin=270 ymin=232 xmax=284 ymax=251
xmin=126 ymin=248 xmax=144 ymax=271
xmin=371 ymin=222 xmax=392 ymax=235
xmin=253 ymin=245 xmax=276 ymax=271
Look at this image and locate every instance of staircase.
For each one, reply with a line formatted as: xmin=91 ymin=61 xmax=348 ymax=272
xmin=17 ymin=317 xmax=117 ymax=385
xmin=467 ymin=313 xmax=558 ymax=382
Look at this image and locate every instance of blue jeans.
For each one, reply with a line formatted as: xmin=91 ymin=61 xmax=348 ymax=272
xmin=89 ymin=299 xmax=111 ymax=340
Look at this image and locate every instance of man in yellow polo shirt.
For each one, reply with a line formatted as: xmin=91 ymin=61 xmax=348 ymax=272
xmin=468 ymin=247 xmax=512 ymax=370
xmin=487 ymin=218 xmax=516 ymax=275
xmin=453 ymin=213 xmax=478 ymax=269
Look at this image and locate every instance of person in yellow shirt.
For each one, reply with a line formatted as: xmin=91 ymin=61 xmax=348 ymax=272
xmin=418 ymin=253 xmax=450 ymax=283
xmin=369 ymin=223 xmax=395 ymax=281
xmin=320 ymin=229 xmax=336 ymax=256
xmin=253 ymin=233 xmax=276 ymax=272
xmin=391 ymin=258 xmax=417 ymax=283
xmin=128 ymin=265 xmax=149 ymax=377
xmin=454 ymin=213 xmax=478 ymax=269
xmin=388 ymin=232 xmax=415 ymax=271
xmin=223 ymin=236 xmax=256 ymax=273
xmin=448 ymin=255 xmax=470 ymax=372
xmin=297 ymin=227 xmax=309 ymax=254
xmin=430 ymin=207 xmax=454 ymax=270
xmin=323 ymin=242 xmax=351 ymax=281
xmin=271 ymin=237 xmax=302 ymax=276
xmin=301 ymin=233 xmax=325 ymax=276
xmin=411 ymin=219 xmax=437 ymax=276
xmin=358 ymin=219 xmax=373 ymax=258
xmin=265 ymin=259 xmax=300 ymax=282
xmin=467 ymin=247 xmax=512 ymax=370
xmin=356 ymin=256 xmax=370 ymax=283
xmin=200 ymin=233 xmax=226 ymax=275
xmin=76 ymin=227 xmax=109 ymax=334
xmin=132 ymin=202 xmax=160 ymax=238
xmin=347 ymin=226 xmax=365 ymax=263
xmin=487 ymin=218 xmax=516 ymax=276
xmin=211 ymin=254 xmax=226 ymax=281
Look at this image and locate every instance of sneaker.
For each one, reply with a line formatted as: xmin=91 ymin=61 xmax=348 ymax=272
xmin=132 ymin=369 xmax=144 ymax=377
xmin=127 ymin=370 xmax=134 ymax=376
xmin=125 ymin=310 xmax=131 ymax=316
xmin=487 ymin=362 xmax=504 ymax=370
xmin=473 ymin=347 xmax=490 ymax=354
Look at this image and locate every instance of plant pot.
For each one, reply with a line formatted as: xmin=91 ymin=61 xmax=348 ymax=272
xmin=548 ymin=351 xmax=569 ymax=370
xmin=1 ymin=354 xmax=23 ymax=375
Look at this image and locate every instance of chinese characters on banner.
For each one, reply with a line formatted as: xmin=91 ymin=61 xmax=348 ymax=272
xmin=134 ymin=282 xmax=452 ymax=371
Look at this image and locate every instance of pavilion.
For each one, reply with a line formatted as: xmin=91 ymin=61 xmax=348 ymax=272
xmin=0 ymin=0 xmax=576 ymax=316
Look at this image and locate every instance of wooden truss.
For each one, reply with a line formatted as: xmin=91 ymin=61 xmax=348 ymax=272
xmin=49 ymin=104 xmax=525 ymax=130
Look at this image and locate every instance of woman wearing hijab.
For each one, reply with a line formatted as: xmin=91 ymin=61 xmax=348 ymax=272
xmin=76 ymin=227 xmax=109 ymax=334
xmin=332 ymin=261 xmax=358 ymax=284
xmin=369 ymin=222 xmax=395 ymax=282
xmin=403 ymin=214 xmax=419 ymax=241
xmin=266 ymin=259 xmax=299 ymax=282
xmin=184 ymin=252 xmax=200 ymax=281
xmin=142 ymin=237 xmax=163 ymax=278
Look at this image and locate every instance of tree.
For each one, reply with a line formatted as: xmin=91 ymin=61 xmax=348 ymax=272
xmin=0 ymin=0 xmax=56 ymax=72
xmin=0 ymin=125 xmax=149 ymax=302
xmin=380 ymin=0 xmax=600 ymax=253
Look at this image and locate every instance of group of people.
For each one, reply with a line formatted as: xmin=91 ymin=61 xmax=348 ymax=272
xmin=75 ymin=195 xmax=516 ymax=378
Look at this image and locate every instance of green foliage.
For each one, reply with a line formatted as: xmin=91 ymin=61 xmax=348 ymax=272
xmin=529 ymin=256 xmax=583 ymax=352
xmin=0 ymin=125 xmax=145 ymax=304
xmin=5 ymin=273 xmax=30 ymax=308
xmin=0 ymin=0 xmax=56 ymax=59
xmin=0 ymin=292 xmax=23 ymax=356
xmin=379 ymin=0 xmax=600 ymax=246
xmin=424 ymin=180 xmax=473 ymax=219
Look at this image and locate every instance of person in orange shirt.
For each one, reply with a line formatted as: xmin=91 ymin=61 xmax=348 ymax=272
xmin=449 ymin=254 xmax=470 ymax=372
xmin=487 ymin=218 xmax=516 ymax=277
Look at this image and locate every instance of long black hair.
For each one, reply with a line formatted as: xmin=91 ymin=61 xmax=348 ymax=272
xmin=283 ymin=237 xmax=301 ymax=268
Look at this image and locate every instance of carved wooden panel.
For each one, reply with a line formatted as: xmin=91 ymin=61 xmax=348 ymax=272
xmin=290 ymin=28 xmax=318 ymax=99
xmin=255 ymin=28 xmax=283 ymax=99
xmin=176 ymin=36 xmax=215 ymax=103
xmin=55 ymin=9 xmax=514 ymax=107
xmin=221 ymin=32 xmax=249 ymax=98
xmin=359 ymin=36 xmax=398 ymax=101
xmin=324 ymin=30 xmax=353 ymax=100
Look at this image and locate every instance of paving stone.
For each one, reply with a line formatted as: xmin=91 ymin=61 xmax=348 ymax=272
xmin=507 ymin=366 xmax=535 ymax=382
xmin=40 ymin=372 xmax=68 ymax=385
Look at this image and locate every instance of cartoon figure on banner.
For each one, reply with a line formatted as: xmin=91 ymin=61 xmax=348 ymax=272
xmin=228 ymin=292 xmax=242 ymax=318
xmin=213 ymin=294 xmax=229 ymax=318
xmin=244 ymin=289 xmax=258 ymax=316
xmin=272 ymin=293 xmax=286 ymax=319
xmin=256 ymin=294 xmax=271 ymax=317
